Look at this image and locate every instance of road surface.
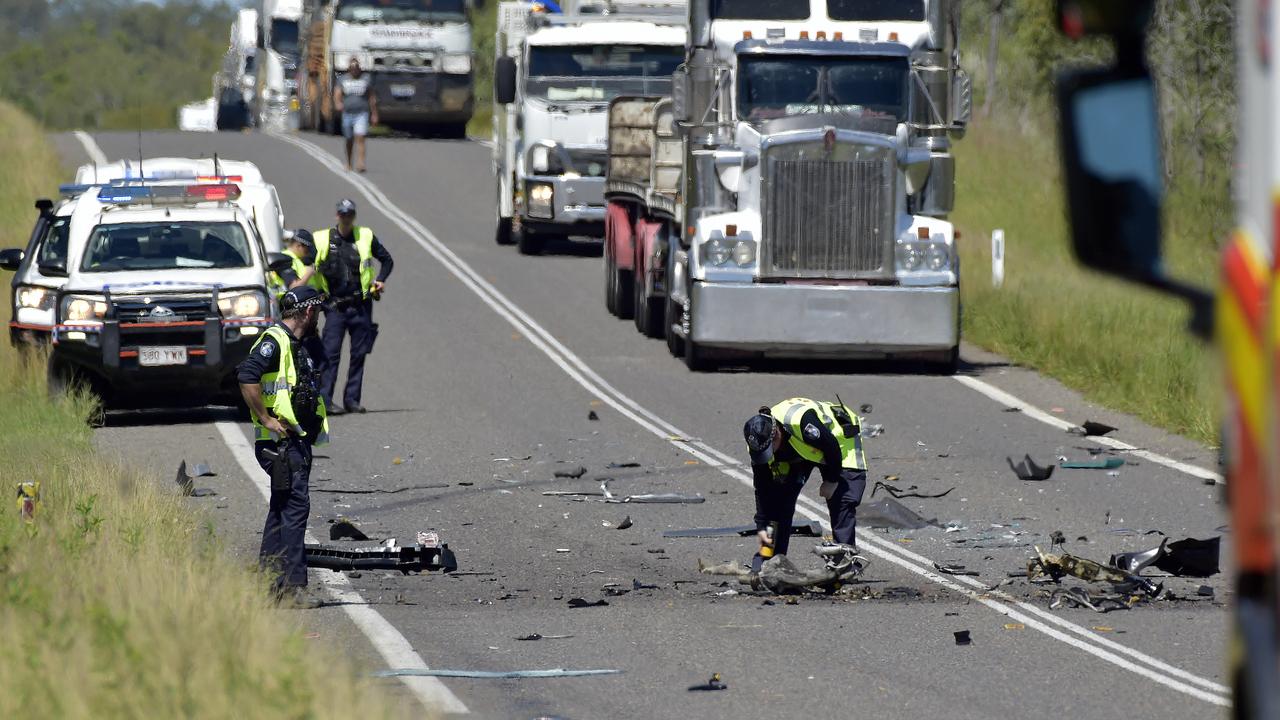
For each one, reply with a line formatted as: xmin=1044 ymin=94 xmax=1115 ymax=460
xmin=54 ymin=129 xmax=1230 ymax=719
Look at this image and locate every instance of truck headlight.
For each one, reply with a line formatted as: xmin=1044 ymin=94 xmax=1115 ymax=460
xmin=925 ymin=243 xmax=950 ymax=271
xmin=895 ymin=243 xmax=924 ymax=272
xmin=16 ymin=285 xmax=54 ymax=311
xmin=527 ymin=183 xmax=553 ymax=219
xmin=732 ymin=239 xmax=756 ymax=267
xmin=703 ymin=238 xmax=731 ymax=266
xmin=62 ymin=295 xmax=108 ymax=323
xmin=218 ymin=290 xmax=266 ymax=319
xmin=895 ymin=241 xmax=951 ymax=273
xmin=440 ymin=53 xmax=471 ymax=75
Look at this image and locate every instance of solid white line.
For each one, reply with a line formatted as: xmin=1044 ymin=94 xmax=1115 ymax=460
xmin=270 ymin=130 xmax=1230 ymax=706
xmin=952 ymin=375 xmax=1224 ymax=484
xmin=73 ymin=130 xmax=108 ymax=165
xmin=215 ymin=422 xmax=470 ymax=715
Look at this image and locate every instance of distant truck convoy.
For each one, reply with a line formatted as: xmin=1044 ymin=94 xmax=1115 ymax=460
xmin=297 ymin=0 xmax=475 ymax=137
xmin=255 ymin=0 xmax=305 ymax=129
xmin=214 ymin=7 xmax=259 ymax=129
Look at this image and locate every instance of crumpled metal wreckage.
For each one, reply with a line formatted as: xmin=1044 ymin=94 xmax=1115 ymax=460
xmin=1028 ymin=546 xmax=1163 ymax=598
xmin=305 ymin=535 xmax=457 ymax=574
xmin=698 ymin=545 xmax=869 ymax=594
xmin=1110 ymin=536 xmax=1220 ymax=577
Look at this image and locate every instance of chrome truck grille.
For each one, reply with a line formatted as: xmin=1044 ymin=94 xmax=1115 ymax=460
xmin=761 ymin=141 xmax=896 ymax=279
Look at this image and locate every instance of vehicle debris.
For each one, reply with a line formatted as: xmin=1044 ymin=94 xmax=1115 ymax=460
xmin=175 ymin=460 xmax=195 ymax=496
xmin=616 ymin=515 xmax=633 ymax=530
xmin=698 ymin=545 xmax=868 ymax=594
xmin=329 ymin=517 xmax=370 ymax=541
xmin=1008 ymin=455 xmax=1054 ymax=481
xmin=588 ymin=411 xmax=599 ymax=421
xmin=1109 ymin=538 xmax=1169 ymax=574
xmin=861 ymin=424 xmax=885 ymax=438
xmin=16 ymin=481 xmax=39 ymax=523
xmin=1060 ymin=457 xmax=1124 ymax=470
xmin=624 ymin=493 xmax=705 ymax=504
xmin=606 ymin=462 xmax=641 ymax=469
xmin=859 ymin=403 xmax=873 ymax=414
xmin=933 ymin=563 xmax=979 ymax=577
xmin=633 ymin=579 xmax=658 ymax=590
xmin=305 ymin=540 xmax=457 ymax=574
xmin=1028 ymin=546 xmax=1162 ymax=597
xmin=688 ymin=673 xmax=728 ymax=691
xmin=859 ymin=498 xmax=936 ymax=530
xmin=312 ymin=483 xmax=450 ymax=494
xmin=1197 ymin=585 xmax=1215 ymax=598
xmin=1155 ymin=537 xmax=1221 ymax=577
xmin=953 ymin=630 xmax=972 ymax=646
xmin=374 ymin=668 xmax=621 ymax=679
xmin=516 ymin=633 xmax=574 ymax=641
xmin=663 ymin=520 xmax=824 ymax=539
xmin=566 ymin=598 xmax=609 ymax=608
xmin=191 ymin=463 xmax=215 ymax=477
xmin=1048 ymin=587 xmax=1137 ymax=613
xmin=1075 ymin=421 xmax=1118 ymax=437
xmin=871 ymin=481 xmax=955 ymax=500
xmin=554 ymin=466 xmax=588 ymax=478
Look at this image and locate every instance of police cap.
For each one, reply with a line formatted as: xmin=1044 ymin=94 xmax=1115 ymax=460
xmin=336 ymin=198 xmax=357 ymax=215
xmin=280 ymin=286 xmax=327 ymax=314
xmin=286 ymin=228 xmax=315 ymax=249
xmin=743 ymin=409 xmax=776 ymax=465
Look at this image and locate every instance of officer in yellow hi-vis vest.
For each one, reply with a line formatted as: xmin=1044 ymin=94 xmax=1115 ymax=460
xmin=314 ymin=198 xmax=394 ymax=415
xmin=237 ymin=286 xmax=329 ymax=608
xmin=743 ymin=397 xmax=868 ymax=572
xmin=267 ymin=229 xmax=326 ymax=301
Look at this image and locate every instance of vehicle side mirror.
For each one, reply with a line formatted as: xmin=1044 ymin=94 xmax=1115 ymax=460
xmin=671 ymin=66 xmax=691 ymax=124
xmin=0 ymin=248 xmax=23 ymax=272
xmin=494 ymin=56 xmax=517 ymax=105
xmin=37 ymin=257 xmax=67 ymax=277
xmin=35 ymin=198 xmax=53 ymax=216
xmin=267 ymin=252 xmax=293 ymax=273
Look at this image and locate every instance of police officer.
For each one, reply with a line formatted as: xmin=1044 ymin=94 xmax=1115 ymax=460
xmin=268 ymin=229 xmax=325 ymax=301
xmin=314 ymin=198 xmax=393 ymax=414
xmin=237 ymin=286 xmax=330 ymax=607
xmin=743 ymin=397 xmax=867 ymax=572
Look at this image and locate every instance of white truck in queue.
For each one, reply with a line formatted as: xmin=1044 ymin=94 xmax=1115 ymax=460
xmin=297 ymin=0 xmax=476 ymax=137
xmin=214 ymin=8 xmax=259 ymax=130
xmin=255 ymin=0 xmax=305 ymax=129
xmin=491 ymin=0 xmax=687 ymax=255
xmin=603 ymin=0 xmax=970 ymax=371
xmin=1 ymin=161 xmax=291 ymax=408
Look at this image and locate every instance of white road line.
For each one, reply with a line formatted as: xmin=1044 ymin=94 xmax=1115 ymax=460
xmin=953 ymin=375 xmax=1224 ymax=484
xmin=70 ymin=130 xmax=470 ymax=717
xmin=73 ymin=130 xmax=108 ymax=165
xmin=272 ymin=130 xmax=1230 ymax=706
xmin=215 ymin=422 xmax=470 ymax=715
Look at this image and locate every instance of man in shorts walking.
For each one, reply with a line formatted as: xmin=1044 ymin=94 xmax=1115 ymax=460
xmin=333 ymin=58 xmax=378 ymax=172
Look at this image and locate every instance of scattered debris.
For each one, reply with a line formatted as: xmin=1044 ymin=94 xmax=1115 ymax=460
xmin=175 ymin=460 xmax=195 ymax=496
xmin=191 ymin=463 xmax=215 ymax=477
xmin=1003 ymin=407 xmax=1022 ymax=413
xmin=663 ymin=519 xmax=824 ymax=539
xmin=566 ymin=598 xmax=609 ymax=609
xmin=16 ymin=481 xmax=39 ymax=523
xmin=688 ymin=674 xmax=728 ymax=691
xmin=953 ymin=630 xmax=972 ymax=646
xmin=1005 ymin=623 xmax=1025 ymax=630
xmin=588 ymin=411 xmax=599 ymax=421
xmin=1155 ymin=537 xmax=1221 ymax=577
xmin=623 ymin=493 xmax=704 ymax=504
xmin=1081 ymin=421 xmax=1118 ymax=437
xmin=1049 ymin=530 xmax=1066 ymax=547
xmin=632 ymin=579 xmax=658 ymax=590
xmin=1008 ymin=455 xmax=1054 ymax=481
xmin=859 ymin=403 xmax=873 ymax=414
xmin=616 ymin=515 xmax=633 ymax=530
xmin=554 ymin=466 xmax=588 ymax=479
xmin=871 ymin=481 xmax=955 ymax=500
xmin=516 ymin=634 xmax=574 ymax=641
xmin=859 ymin=498 xmax=936 ymax=530
xmin=312 ymin=483 xmax=449 ymax=494
xmin=1060 ymin=457 xmax=1124 ymax=470
xmin=1028 ymin=546 xmax=1161 ymax=597
xmin=1197 ymin=585 xmax=1215 ymax=598
xmin=330 ymin=517 xmax=370 ymax=541
xmin=556 ymin=548 xmax=571 ymax=553
xmin=606 ymin=462 xmax=641 ymax=469
xmin=1049 ymin=587 xmax=1135 ymax=613
xmin=305 ymin=540 xmax=457 ymax=574
xmin=374 ymin=668 xmax=621 ymax=679
xmin=698 ymin=546 xmax=867 ymax=594
xmin=1109 ymin=538 xmax=1168 ymax=574
xmin=861 ymin=424 xmax=885 ymax=438
xmin=933 ymin=563 xmax=979 ymax=577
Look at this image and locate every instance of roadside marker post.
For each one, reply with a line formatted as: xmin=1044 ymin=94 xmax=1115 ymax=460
xmin=992 ymin=229 xmax=1005 ymax=288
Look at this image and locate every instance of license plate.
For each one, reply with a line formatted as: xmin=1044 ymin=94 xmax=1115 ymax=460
xmin=390 ymin=83 xmax=416 ymax=99
xmin=138 ymin=346 xmax=187 ymax=367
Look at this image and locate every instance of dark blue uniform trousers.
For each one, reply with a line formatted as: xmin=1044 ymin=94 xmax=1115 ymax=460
xmin=753 ymin=468 xmax=866 ymax=572
xmin=256 ymin=438 xmax=312 ymax=590
xmin=320 ymin=299 xmax=375 ymax=409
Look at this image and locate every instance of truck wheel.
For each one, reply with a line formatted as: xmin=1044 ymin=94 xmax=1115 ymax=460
xmin=495 ymin=203 xmax=514 ymax=245
xmin=613 ymin=264 xmax=634 ymax=320
xmin=517 ymin=228 xmax=544 ymax=256
xmin=664 ymin=295 xmax=685 ymax=357
xmin=604 ymin=249 xmax=618 ymax=315
xmin=634 ymin=272 xmax=663 ymax=338
xmin=683 ymin=311 xmax=713 ymax=371
xmin=445 ymin=122 xmax=468 ymax=140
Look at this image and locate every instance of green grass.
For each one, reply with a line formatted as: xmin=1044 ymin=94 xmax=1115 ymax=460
xmin=467 ymin=0 xmax=498 ymax=138
xmin=952 ymin=118 xmax=1220 ymax=443
xmin=0 ymin=100 xmax=407 ymax=719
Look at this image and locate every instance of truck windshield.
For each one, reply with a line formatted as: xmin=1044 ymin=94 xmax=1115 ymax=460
xmin=827 ymin=0 xmax=925 ymax=21
xmin=336 ymin=0 xmax=467 ymax=23
xmin=81 ymin=222 xmax=252 ymax=272
xmin=712 ymin=0 xmax=808 ymax=20
xmin=526 ymin=45 xmax=683 ymax=103
xmin=737 ymin=55 xmax=909 ymax=123
xmin=270 ymin=19 xmax=300 ymax=57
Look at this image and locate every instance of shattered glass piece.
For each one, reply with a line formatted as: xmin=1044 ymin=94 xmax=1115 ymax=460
xmin=1007 ymin=455 xmax=1054 ymax=481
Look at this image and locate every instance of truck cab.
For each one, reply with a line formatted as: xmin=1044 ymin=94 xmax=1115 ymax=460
xmin=493 ymin=0 xmax=686 ymax=255
xmin=216 ymin=8 xmax=260 ymax=130
xmin=41 ymin=182 xmax=281 ymax=408
xmin=256 ymin=0 xmax=304 ymax=130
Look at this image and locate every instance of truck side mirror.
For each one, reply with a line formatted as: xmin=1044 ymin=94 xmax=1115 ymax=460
xmin=494 ymin=56 xmax=517 ymax=105
xmin=671 ymin=66 xmax=691 ymax=124
xmin=0 ymin=248 xmax=23 ymax=272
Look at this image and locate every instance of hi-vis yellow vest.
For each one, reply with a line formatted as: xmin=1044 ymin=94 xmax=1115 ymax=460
xmin=769 ymin=397 xmax=866 ymax=470
xmin=314 ymin=227 xmax=374 ymax=298
xmin=267 ymin=248 xmax=323 ymax=301
xmin=249 ymin=325 xmax=329 ymax=445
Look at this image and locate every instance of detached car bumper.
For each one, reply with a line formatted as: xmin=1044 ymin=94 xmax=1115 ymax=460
xmin=690 ymin=282 xmax=958 ymax=357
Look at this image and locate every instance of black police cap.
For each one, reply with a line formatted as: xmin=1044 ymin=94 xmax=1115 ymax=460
xmin=743 ymin=412 xmax=776 ymax=465
xmin=281 ymin=286 xmax=326 ymax=313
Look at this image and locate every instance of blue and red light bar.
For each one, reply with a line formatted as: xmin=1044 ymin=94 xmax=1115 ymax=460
xmin=92 ymin=183 xmax=241 ymax=206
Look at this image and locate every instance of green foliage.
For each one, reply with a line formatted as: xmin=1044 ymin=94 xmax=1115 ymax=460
xmin=468 ymin=0 xmax=499 ymax=137
xmin=0 ymin=1 xmax=236 ymax=130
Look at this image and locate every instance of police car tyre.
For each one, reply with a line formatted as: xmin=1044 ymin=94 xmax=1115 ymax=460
xmin=516 ymin=226 xmax=543 ymax=255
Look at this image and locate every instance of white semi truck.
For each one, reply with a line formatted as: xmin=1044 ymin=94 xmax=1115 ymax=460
xmin=491 ymin=0 xmax=687 ymax=255
xmin=214 ymin=8 xmax=259 ymax=130
xmin=602 ymin=0 xmax=970 ymax=370
xmin=297 ymin=0 xmax=475 ymax=137
xmin=255 ymin=0 xmax=305 ymax=130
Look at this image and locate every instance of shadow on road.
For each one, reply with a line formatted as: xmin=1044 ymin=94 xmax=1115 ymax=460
xmin=103 ymin=405 xmax=241 ymax=428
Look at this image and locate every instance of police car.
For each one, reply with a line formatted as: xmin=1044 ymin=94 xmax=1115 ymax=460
xmin=4 ymin=158 xmax=285 ymax=348
xmin=6 ymin=178 xmax=289 ymax=407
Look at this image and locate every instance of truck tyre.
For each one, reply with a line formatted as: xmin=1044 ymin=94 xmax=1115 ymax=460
xmin=664 ymin=295 xmax=685 ymax=357
xmin=683 ymin=309 xmax=713 ymax=371
xmin=613 ymin=263 xmax=634 ymax=320
xmin=495 ymin=196 xmax=515 ymax=245
xmin=604 ymin=249 xmax=618 ymax=315
xmin=445 ymin=122 xmax=469 ymax=140
xmin=517 ymin=227 xmax=544 ymax=255
xmin=634 ymin=271 xmax=663 ymax=338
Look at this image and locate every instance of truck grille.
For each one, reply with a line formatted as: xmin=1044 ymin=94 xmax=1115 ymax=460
xmin=761 ymin=142 xmax=895 ymax=279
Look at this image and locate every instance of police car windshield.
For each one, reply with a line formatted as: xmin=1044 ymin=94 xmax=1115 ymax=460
xmin=526 ymin=45 xmax=683 ymax=103
xmin=81 ymin=221 xmax=252 ymax=272
xmin=737 ymin=55 xmax=909 ymax=123
xmin=336 ymin=0 xmax=467 ymax=23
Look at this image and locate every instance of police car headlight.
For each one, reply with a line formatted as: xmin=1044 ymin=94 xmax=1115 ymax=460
xmin=441 ymin=53 xmax=471 ymax=75
xmin=62 ymin=295 xmax=107 ymax=323
xmin=218 ymin=291 xmax=266 ymax=319
xmin=527 ymin=182 xmax=553 ymax=219
xmin=17 ymin=285 xmax=54 ymax=311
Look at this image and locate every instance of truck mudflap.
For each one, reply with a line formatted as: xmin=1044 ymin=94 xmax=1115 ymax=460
xmin=690 ymin=282 xmax=958 ymax=356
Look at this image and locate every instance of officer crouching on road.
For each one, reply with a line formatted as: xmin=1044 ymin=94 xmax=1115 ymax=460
xmin=314 ymin=198 xmax=393 ymax=415
xmin=743 ymin=398 xmax=867 ymax=573
xmin=237 ymin=287 xmax=330 ymax=608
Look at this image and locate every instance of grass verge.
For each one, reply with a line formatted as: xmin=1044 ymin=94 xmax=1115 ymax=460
xmin=466 ymin=0 xmax=498 ymax=139
xmin=952 ymin=117 xmax=1220 ymax=444
xmin=0 ymin=100 xmax=404 ymax=719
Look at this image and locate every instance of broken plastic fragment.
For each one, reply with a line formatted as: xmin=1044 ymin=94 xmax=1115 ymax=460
xmin=566 ymin=598 xmax=609 ymax=608
xmin=933 ymin=562 xmax=979 ymax=577
xmin=1007 ymin=455 xmax=1054 ymax=481
xmin=175 ymin=460 xmax=195 ymax=496
xmin=191 ymin=463 xmax=215 ymax=477
xmin=1153 ymin=536 xmax=1220 ymax=577
xmin=616 ymin=515 xmax=633 ymax=530
xmin=554 ymin=466 xmax=588 ymax=479
xmin=1082 ymin=421 xmax=1118 ymax=437
xmin=953 ymin=630 xmax=972 ymax=646
xmin=872 ymin=481 xmax=955 ymax=499
xmin=1109 ymin=537 xmax=1168 ymax=574
xmin=1060 ymin=457 xmax=1124 ymax=470
xmin=588 ymin=411 xmax=599 ymax=421
xmin=688 ymin=673 xmax=728 ymax=691
xmin=330 ymin=517 xmax=369 ymax=541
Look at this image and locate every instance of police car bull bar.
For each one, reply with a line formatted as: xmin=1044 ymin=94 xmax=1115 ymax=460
xmin=96 ymin=287 xmax=225 ymax=369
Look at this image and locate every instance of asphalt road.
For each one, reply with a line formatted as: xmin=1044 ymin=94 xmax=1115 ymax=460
xmin=55 ymin=129 xmax=1231 ymax=719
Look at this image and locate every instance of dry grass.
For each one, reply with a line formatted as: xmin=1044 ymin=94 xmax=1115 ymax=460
xmin=0 ymin=100 xmax=407 ymax=719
